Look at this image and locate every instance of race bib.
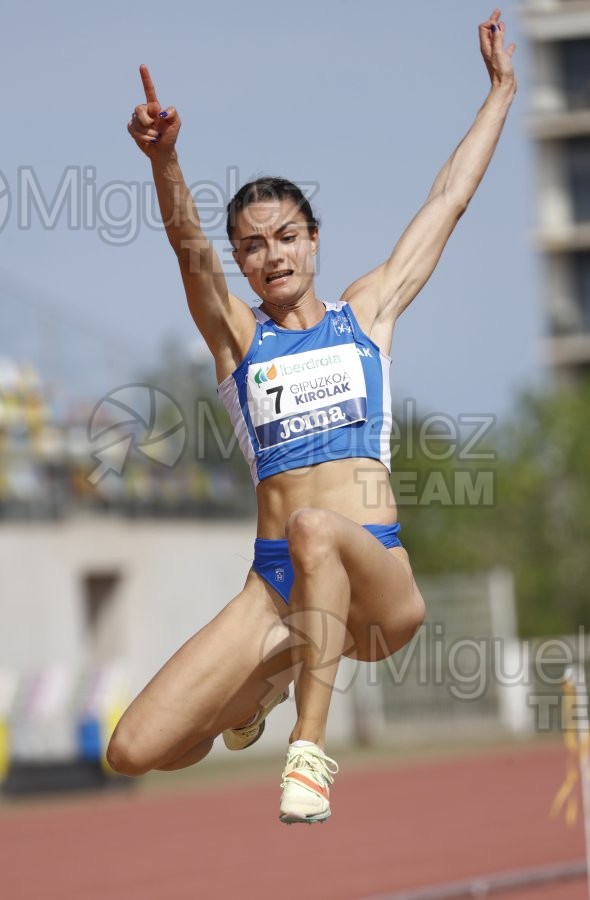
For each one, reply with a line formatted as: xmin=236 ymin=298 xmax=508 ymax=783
xmin=247 ymin=344 xmax=367 ymax=449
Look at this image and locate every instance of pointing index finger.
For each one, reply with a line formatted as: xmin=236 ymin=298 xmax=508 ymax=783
xmin=139 ymin=64 xmax=159 ymax=108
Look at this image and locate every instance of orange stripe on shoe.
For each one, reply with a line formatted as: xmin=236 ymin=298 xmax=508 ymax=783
xmin=286 ymin=772 xmax=330 ymax=800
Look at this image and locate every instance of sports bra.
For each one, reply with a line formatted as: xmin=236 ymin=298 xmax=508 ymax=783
xmin=217 ymin=300 xmax=392 ymax=486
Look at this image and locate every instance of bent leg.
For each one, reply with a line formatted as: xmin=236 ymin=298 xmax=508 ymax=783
xmin=106 ymin=570 xmax=294 ymax=776
xmin=156 ymin=737 xmax=215 ymax=771
xmin=286 ymin=509 xmax=353 ymax=749
xmin=285 ymin=509 xmax=425 ymax=749
xmin=345 ymin=543 xmax=425 ymax=661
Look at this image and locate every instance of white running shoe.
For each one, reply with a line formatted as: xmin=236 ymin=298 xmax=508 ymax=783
xmin=222 ymin=689 xmax=289 ymax=751
xmin=279 ymin=743 xmax=339 ymax=824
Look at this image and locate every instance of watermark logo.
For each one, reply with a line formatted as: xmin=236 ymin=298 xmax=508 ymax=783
xmin=0 ymin=165 xmax=320 ymax=249
xmin=255 ymin=611 xmax=589 ymax=736
xmin=84 ymin=382 xmax=499 ymax=508
xmin=86 ymin=383 xmax=187 ymax=485
xmin=258 ymin=607 xmax=360 ymax=704
xmin=0 ymin=170 xmax=11 ymax=233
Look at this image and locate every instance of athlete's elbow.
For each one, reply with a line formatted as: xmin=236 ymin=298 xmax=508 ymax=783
xmin=441 ymin=186 xmax=470 ymax=219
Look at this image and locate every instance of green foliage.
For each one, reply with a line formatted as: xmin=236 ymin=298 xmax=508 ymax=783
xmin=395 ymin=380 xmax=590 ymax=637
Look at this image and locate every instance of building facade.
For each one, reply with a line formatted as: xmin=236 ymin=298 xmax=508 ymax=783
xmin=522 ymin=0 xmax=590 ymax=378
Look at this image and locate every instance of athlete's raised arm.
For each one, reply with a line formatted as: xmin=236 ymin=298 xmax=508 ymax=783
xmin=128 ymin=65 xmax=255 ymax=382
xmin=343 ymin=9 xmax=516 ymax=346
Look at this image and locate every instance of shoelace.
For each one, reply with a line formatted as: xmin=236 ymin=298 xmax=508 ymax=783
xmin=281 ymin=747 xmax=339 ymax=788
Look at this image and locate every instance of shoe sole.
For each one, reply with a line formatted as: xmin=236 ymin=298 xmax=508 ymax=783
xmin=279 ymin=810 xmax=331 ymax=825
xmin=223 ymin=718 xmax=267 ymax=751
xmin=239 ymin=719 xmax=266 ymax=750
xmin=223 ymin=690 xmax=288 ymax=751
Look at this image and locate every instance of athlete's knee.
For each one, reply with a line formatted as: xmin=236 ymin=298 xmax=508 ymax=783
xmin=406 ymin=587 xmax=426 ymax=637
xmin=106 ymin=724 xmax=154 ymax=777
xmin=286 ymin=507 xmax=329 ymax=542
xmin=286 ymin=507 xmax=336 ymax=569
xmin=393 ymin=588 xmax=426 ymax=652
xmin=367 ymin=588 xmax=426 ymax=660
xmin=393 ymin=582 xmax=426 ymax=640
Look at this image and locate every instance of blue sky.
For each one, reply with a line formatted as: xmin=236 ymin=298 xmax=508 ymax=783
xmin=0 ymin=0 xmax=542 ymax=423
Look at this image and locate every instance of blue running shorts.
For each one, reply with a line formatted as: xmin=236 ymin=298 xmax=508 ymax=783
xmin=252 ymin=522 xmax=402 ymax=605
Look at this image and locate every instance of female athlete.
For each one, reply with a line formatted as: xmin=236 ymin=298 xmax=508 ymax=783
xmin=107 ymin=10 xmax=516 ymax=824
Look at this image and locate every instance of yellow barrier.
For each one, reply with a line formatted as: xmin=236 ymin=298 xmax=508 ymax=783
xmin=550 ymin=676 xmax=590 ymax=826
xmin=101 ymin=706 xmax=124 ymax=774
xmin=0 ymin=721 xmax=9 ymax=779
xmin=550 ymin=664 xmax=590 ymax=900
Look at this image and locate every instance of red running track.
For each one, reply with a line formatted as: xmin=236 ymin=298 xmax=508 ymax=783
xmin=0 ymin=742 xmax=587 ymax=900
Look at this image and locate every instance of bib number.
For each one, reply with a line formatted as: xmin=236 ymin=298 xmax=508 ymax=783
xmin=247 ymin=344 xmax=367 ymax=449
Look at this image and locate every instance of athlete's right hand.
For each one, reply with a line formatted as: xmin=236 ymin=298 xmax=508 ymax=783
xmin=127 ymin=65 xmax=181 ymax=158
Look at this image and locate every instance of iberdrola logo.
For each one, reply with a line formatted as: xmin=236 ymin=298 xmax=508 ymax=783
xmin=254 ymin=363 xmax=277 ymax=385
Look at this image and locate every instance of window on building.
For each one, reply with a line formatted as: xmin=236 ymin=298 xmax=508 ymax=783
xmin=561 ymin=39 xmax=590 ymax=110
xmin=564 ymin=137 xmax=590 ymax=223
xmin=572 ymin=252 xmax=590 ymax=332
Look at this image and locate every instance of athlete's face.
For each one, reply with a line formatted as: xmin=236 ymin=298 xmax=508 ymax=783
xmin=231 ymin=200 xmax=318 ymax=304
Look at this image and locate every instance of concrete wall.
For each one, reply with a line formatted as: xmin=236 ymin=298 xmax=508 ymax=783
xmin=0 ymin=519 xmax=356 ymax=760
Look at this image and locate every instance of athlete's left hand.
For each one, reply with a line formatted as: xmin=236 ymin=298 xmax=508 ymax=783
xmin=479 ymin=8 xmax=517 ymax=93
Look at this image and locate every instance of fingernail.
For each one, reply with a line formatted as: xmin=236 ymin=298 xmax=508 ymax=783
xmin=491 ymin=24 xmax=497 ymax=32
xmin=159 ymin=111 xmax=168 ymax=118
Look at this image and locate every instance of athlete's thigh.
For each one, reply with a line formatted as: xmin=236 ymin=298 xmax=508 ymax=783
xmin=111 ymin=569 xmax=293 ymax=769
xmin=329 ymin=517 xmax=424 ymax=660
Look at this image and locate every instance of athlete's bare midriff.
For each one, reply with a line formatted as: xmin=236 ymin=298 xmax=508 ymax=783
xmin=255 ymin=457 xmax=398 ymax=539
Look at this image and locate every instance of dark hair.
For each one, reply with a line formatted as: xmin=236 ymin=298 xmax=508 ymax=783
xmin=226 ymin=176 xmax=320 ymax=244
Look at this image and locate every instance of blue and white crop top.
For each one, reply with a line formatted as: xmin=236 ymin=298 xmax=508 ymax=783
xmin=217 ymin=300 xmax=393 ymax=486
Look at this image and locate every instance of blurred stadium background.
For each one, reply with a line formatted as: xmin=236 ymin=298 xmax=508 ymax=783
xmin=2 ymin=0 xmax=590 ymax=897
